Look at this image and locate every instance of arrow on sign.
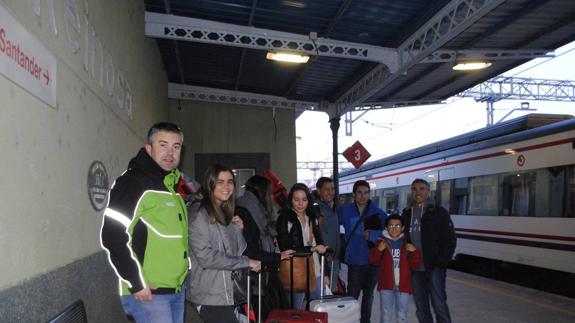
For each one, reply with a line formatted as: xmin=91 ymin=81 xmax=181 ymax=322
xmin=43 ymin=69 xmax=50 ymax=85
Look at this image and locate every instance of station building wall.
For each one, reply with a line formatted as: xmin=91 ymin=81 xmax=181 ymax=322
xmin=0 ymin=0 xmax=167 ymax=321
xmin=169 ymin=100 xmax=298 ymax=190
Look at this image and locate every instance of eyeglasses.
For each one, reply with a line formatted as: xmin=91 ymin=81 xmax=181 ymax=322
xmin=388 ymin=224 xmax=402 ymax=229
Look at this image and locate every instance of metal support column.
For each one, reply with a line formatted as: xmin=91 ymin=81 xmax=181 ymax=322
xmin=486 ymin=101 xmax=494 ymax=126
xmin=330 ymin=117 xmax=341 ymax=199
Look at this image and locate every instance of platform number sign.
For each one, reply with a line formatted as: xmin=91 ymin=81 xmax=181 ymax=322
xmin=343 ymin=141 xmax=371 ymax=169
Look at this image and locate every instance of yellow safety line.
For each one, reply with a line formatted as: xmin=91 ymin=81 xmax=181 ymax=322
xmin=448 ymin=277 xmax=575 ymax=317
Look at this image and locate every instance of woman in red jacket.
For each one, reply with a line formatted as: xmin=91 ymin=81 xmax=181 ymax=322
xmin=369 ymin=214 xmax=422 ymax=323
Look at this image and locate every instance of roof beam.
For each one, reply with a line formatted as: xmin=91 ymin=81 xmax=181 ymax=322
xmin=353 ymin=99 xmax=445 ymax=111
xmin=322 ymin=0 xmax=354 ymax=37
xmin=145 ymin=11 xmax=399 ymax=69
xmin=413 ymin=0 xmax=568 ymax=101
xmin=168 ymin=83 xmax=319 ymax=111
xmin=162 ymin=0 xmax=185 ymax=83
xmin=334 ymin=0 xmax=506 ymax=116
xmin=284 ymin=0 xmax=355 ymax=98
xmin=234 ymin=0 xmax=259 ymax=90
xmin=421 ymin=49 xmax=553 ymax=63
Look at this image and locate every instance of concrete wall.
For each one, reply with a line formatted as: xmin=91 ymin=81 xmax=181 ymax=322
xmin=0 ymin=0 xmax=167 ymax=321
xmin=169 ymin=100 xmax=298 ymax=188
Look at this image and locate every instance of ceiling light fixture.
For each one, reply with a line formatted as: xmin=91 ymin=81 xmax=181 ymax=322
xmin=266 ymin=52 xmax=310 ymax=64
xmin=452 ymin=61 xmax=492 ymax=71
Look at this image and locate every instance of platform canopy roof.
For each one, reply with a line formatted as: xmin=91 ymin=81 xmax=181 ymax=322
xmin=144 ymin=0 xmax=575 ymax=117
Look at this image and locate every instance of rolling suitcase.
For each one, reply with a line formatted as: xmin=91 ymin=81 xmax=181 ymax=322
xmin=265 ymin=309 xmax=327 ymax=323
xmin=266 ymin=251 xmax=327 ymax=323
xmin=309 ymin=254 xmax=360 ymax=323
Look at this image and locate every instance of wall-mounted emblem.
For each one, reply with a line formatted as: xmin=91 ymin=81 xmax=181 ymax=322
xmin=88 ymin=161 xmax=109 ymax=211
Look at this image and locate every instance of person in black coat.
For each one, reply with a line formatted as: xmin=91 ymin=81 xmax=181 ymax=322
xmin=402 ymin=178 xmax=457 ymax=323
xmin=276 ymin=183 xmax=328 ymax=309
xmin=235 ymin=175 xmax=294 ymax=320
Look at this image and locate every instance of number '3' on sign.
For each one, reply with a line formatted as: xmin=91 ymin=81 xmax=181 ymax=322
xmin=343 ymin=141 xmax=371 ymax=169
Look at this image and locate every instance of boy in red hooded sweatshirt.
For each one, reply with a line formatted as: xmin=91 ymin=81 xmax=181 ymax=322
xmin=369 ymin=214 xmax=422 ymax=323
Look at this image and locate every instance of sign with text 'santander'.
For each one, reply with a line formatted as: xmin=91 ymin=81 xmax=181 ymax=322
xmin=342 ymin=140 xmax=371 ymax=169
xmin=0 ymin=5 xmax=57 ymax=108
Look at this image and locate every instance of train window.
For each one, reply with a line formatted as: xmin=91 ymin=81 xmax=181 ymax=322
xmin=453 ymin=178 xmax=469 ymax=215
xmin=501 ymin=172 xmax=535 ymax=217
xmin=338 ymin=193 xmax=353 ymax=206
xmin=531 ymin=165 xmax=575 ymax=218
xmin=543 ymin=167 xmax=566 ymax=217
xmin=371 ymin=196 xmax=381 ymax=210
xmin=567 ymin=165 xmax=575 ymax=217
xmin=397 ymin=185 xmax=411 ymax=211
xmin=468 ymin=175 xmax=499 ymax=216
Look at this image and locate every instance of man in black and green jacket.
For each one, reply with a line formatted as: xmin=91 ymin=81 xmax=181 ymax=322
xmin=100 ymin=122 xmax=189 ymax=323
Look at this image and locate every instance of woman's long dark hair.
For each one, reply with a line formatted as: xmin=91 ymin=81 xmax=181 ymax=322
xmin=244 ymin=175 xmax=274 ymax=219
xmin=201 ymin=164 xmax=236 ymax=225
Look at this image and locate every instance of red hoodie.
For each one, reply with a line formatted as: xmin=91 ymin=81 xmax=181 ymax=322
xmin=368 ymin=234 xmax=422 ymax=294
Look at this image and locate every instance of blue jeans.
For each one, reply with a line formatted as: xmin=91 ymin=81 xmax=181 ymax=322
xmin=380 ymin=290 xmax=410 ymax=323
xmin=285 ymin=275 xmax=322 ymax=309
xmin=347 ymin=264 xmax=379 ymax=323
xmin=411 ymin=268 xmax=451 ymax=323
xmin=120 ymin=289 xmax=185 ymax=323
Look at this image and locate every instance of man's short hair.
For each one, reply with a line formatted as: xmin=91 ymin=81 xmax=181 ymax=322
xmin=147 ymin=122 xmax=183 ymax=144
xmin=411 ymin=178 xmax=430 ymax=189
xmin=316 ymin=177 xmax=333 ymax=190
xmin=385 ymin=213 xmax=404 ymax=227
xmin=353 ymin=180 xmax=370 ymax=193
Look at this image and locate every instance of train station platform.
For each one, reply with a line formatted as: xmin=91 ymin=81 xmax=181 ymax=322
xmin=183 ymin=268 xmax=575 ymax=323
xmin=372 ymin=269 xmax=575 ymax=323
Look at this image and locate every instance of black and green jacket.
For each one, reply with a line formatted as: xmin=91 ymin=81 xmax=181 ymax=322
xmin=100 ymin=148 xmax=189 ymax=295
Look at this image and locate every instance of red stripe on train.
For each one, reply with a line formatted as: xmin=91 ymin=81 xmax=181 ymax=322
xmin=455 ymin=227 xmax=575 ymax=242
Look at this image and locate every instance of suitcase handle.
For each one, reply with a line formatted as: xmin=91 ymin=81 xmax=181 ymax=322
xmin=246 ymin=271 xmax=262 ymax=323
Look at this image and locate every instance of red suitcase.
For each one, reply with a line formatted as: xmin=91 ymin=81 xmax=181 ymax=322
xmin=266 ymin=309 xmax=327 ymax=323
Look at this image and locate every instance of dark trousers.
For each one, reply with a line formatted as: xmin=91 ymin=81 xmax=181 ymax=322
xmin=411 ymin=268 xmax=452 ymax=323
xmin=347 ymin=264 xmax=379 ymax=323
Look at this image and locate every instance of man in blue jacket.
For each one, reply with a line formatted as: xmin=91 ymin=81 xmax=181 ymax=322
xmin=339 ymin=180 xmax=387 ymax=323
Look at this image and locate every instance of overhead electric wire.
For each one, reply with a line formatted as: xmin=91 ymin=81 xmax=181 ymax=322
xmin=510 ymin=47 xmax=575 ymax=76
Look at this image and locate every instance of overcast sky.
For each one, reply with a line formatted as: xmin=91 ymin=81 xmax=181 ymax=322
xmin=296 ymin=41 xmax=575 ymax=185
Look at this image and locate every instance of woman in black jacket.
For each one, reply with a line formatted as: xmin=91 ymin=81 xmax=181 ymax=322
xmin=276 ymin=183 xmax=328 ymax=309
xmin=235 ymin=175 xmax=294 ymax=320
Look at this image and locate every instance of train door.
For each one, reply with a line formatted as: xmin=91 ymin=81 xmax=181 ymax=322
xmin=437 ymin=168 xmax=455 ymax=211
xmin=383 ymin=188 xmax=399 ymax=214
xmin=423 ymin=169 xmax=439 ymax=202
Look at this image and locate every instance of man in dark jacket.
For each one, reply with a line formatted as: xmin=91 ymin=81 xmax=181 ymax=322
xmin=100 ymin=122 xmax=189 ymax=323
xmin=403 ymin=179 xmax=457 ymax=323
xmin=315 ymin=177 xmax=341 ymax=290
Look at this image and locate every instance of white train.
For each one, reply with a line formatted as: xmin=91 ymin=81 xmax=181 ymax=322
xmin=339 ymin=114 xmax=575 ymax=274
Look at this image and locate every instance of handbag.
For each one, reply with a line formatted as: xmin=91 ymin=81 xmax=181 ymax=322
xmin=278 ymin=216 xmax=317 ymax=293
xmin=231 ymin=269 xmax=249 ymax=304
xmin=278 ymin=255 xmax=317 ymax=292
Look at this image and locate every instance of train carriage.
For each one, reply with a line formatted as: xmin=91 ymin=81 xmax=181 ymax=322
xmin=339 ymin=114 xmax=575 ymax=274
